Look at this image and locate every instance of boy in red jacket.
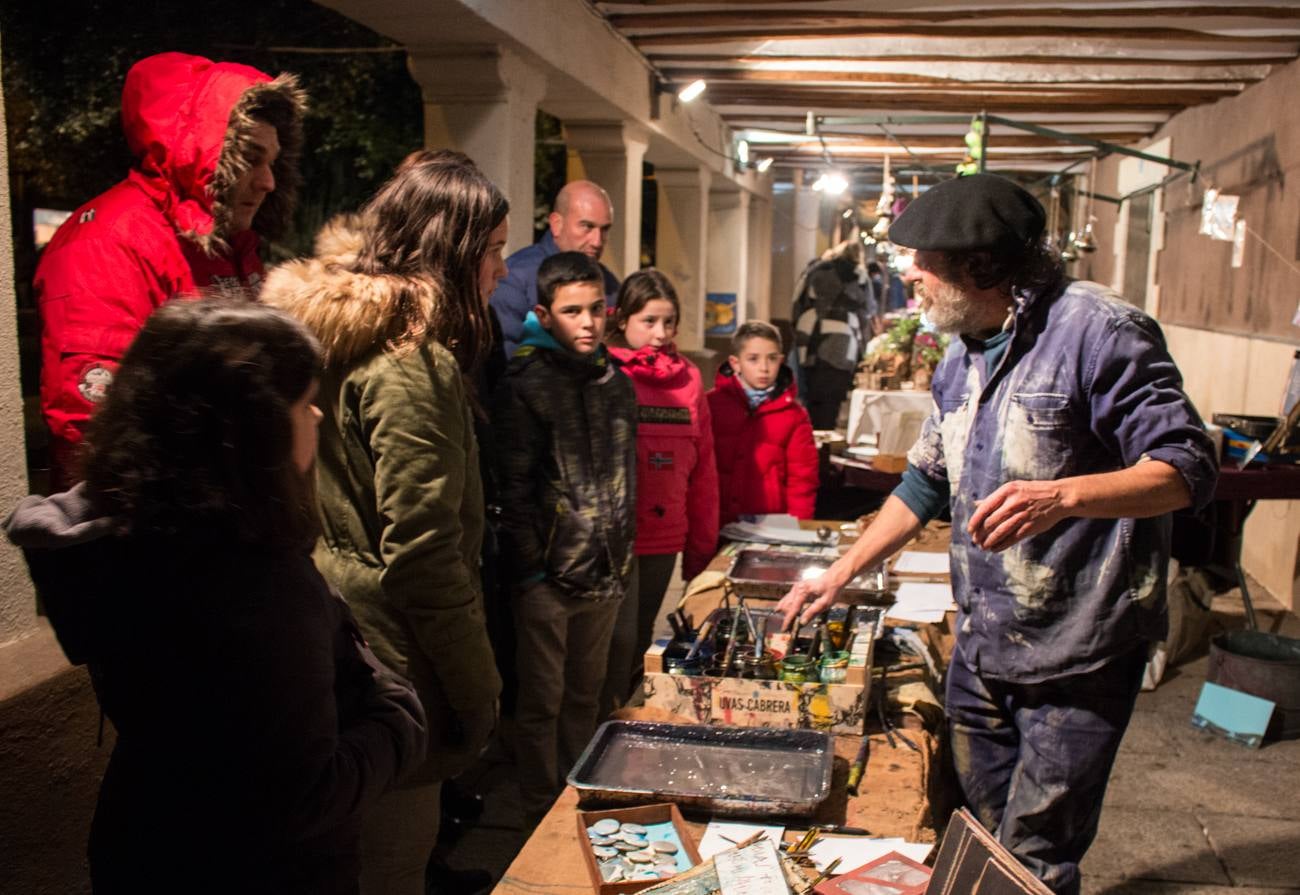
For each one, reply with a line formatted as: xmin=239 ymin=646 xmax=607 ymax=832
xmin=708 ymin=321 xmax=820 ymax=526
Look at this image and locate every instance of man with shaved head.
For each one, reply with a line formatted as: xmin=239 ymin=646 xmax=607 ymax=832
xmin=491 ymin=180 xmax=621 ymax=357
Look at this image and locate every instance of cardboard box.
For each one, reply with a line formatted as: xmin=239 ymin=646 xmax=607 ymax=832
xmin=575 ymin=803 xmax=702 ymax=894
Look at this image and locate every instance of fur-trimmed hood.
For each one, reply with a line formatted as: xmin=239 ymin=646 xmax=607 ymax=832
xmin=121 ymin=52 xmax=306 ymax=255
xmin=261 ymin=215 xmax=439 ymax=368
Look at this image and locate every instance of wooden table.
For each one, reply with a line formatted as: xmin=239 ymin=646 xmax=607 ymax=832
xmin=493 ymin=728 xmax=938 ymax=894
xmin=494 ymin=521 xmax=953 ymax=894
xmin=1208 ymin=464 xmax=1300 ymax=629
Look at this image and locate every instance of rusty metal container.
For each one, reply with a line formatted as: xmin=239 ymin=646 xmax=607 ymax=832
xmin=1207 ymin=630 xmax=1300 ymax=740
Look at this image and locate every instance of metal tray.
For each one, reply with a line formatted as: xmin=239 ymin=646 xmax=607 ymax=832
xmin=725 ymin=548 xmax=889 ymax=600
xmin=567 ymin=720 xmax=834 ymax=819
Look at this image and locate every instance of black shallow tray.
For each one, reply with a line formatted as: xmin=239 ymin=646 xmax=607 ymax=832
xmin=566 ymin=720 xmax=834 ymax=819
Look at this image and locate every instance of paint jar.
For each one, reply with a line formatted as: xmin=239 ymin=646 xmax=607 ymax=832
xmin=779 ymin=654 xmax=814 ymax=683
xmin=706 ymin=652 xmax=733 ymax=678
xmin=819 ymin=650 xmax=850 ymax=684
xmin=826 ymin=619 xmax=847 ymax=651
xmin=666 ymin=654 xmax=704 ymax=676
xmin=740 ymin=652 xmax=778 ymax=680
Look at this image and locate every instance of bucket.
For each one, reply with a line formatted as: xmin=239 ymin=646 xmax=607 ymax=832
xmin=1207 ymin=630 xmax=1300 ymax=740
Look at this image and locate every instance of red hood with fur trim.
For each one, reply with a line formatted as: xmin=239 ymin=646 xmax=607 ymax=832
xmin=34 ymin=52 xmax=305 ymax=489
xmin=122 ymin=53 xmax=271 ymax=243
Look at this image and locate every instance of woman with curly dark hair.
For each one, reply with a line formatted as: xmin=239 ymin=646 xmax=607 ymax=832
xmin=262 ymin=149 xmax=508 ymax=895
xmin=3 ymin=299 xmax=427 ymax=894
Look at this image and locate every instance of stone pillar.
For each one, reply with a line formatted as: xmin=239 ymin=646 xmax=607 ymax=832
xmin=770 ymin=183 xmax=796 ymax=322
xmin=563 ymin=122 xmax=649 ymax=280
xmin=0 ymin=39 xmax=35 ymax=646
xmin=792 ymin=174 xmax=821 ymax=280
xmin=655 ymin=166 xmax=711 ymax=351
xmin=747 ymin=193 xmax=773 ymax=323
xmin=707 ymin=188 xmax=749 ymax=333
xmin=408 ymin=47 xmax=546 ymax=256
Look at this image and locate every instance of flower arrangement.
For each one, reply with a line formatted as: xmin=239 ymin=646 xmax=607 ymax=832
xmin=914 ymin=331 xmax=949 ymax=370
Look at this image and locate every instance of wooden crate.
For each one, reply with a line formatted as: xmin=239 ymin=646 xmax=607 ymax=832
xmin=575 ymin=802 xmax=702 ymax=894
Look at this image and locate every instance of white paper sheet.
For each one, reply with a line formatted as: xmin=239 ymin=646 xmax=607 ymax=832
xmin=698 ymin=821 xmax=786 ymax=860
xmin=807 ymin=837 xmax=934 ymax=873
xmin=714 ymin=837 xmax=788 ymax=895
xmin=893 ymin=582 xmax=956 ymax=610
xmin=892 ymin=551 xmax=950 ymax=575
xmin=885 ymin=581 xmax=956 ymax=624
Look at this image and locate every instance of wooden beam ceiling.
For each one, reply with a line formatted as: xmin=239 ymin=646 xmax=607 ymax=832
xmin=593 ymin=1 xmax=1300 ymax=176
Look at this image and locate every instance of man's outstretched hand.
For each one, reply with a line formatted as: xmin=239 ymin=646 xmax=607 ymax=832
xmin=967 ymin=479 xmax=1068 ymax=552
xmin=776 ymin=572 xmax=844 ymax=630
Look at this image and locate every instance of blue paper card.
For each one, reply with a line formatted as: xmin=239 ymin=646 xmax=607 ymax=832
xmin=1191 ymin=680 xmax=1275 ymax=748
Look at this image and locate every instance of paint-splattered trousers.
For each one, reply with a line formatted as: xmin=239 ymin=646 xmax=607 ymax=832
xmin=945 ymin=641 xmax=1147 ymax=895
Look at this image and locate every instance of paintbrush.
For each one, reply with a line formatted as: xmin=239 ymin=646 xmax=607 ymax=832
xmin=683 ymin=616 xmax=715 ymax=663
xmin=809 ymin=857 xmax=843 ymax=887
xmin=846 ymin=735 xmax=870 ymax=796
xmin=720 ymin=605 xmax=743 ymax=676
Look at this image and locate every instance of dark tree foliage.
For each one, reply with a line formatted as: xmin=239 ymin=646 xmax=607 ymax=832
xmin=2 ymin=0 xmax=424 ymax=267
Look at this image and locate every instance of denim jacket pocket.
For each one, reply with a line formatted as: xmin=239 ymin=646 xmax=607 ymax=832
xmin=1004 ymin=392 xmax=1074 ymax=481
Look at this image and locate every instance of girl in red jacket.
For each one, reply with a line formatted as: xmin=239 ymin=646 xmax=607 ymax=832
xmin=708 ymin=321 xmax=820 ymax=526
xmin=601 ymin=269 xmax=719 ymax=710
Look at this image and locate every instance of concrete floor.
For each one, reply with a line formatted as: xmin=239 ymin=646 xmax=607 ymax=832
xmin=440 ymin=576 xmax=1300 ymax=894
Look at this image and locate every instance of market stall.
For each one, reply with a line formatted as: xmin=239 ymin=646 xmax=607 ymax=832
xmin=492 ymin=518 xmax=959 ymax=894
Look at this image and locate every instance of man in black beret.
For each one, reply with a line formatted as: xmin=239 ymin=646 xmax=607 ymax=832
xmin=779 ymin=174 xmax=1218 ymax=894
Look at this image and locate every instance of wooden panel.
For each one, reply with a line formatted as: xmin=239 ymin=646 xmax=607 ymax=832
xmin=1146 ymin=60 xmax=1300 ymax=340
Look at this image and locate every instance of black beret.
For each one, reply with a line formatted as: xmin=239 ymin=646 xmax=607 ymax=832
xmin=888 ymin=174 xmax=1045 ymax=253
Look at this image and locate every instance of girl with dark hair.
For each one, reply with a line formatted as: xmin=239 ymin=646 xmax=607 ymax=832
xmin=3 ymin=299 xmax=427 ymax=894
xmin=600 ymin=268 xmax=719 ymax=713
xmin=262 ymin=149 xmax=507 ymax=895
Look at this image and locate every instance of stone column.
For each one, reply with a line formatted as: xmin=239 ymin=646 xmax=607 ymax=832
xmin=792 ymin=174 xmax=821 ymax=280
xmin=655 ymin=166 xmax=711 ymax=351
xmin=0 ymin=43 xmax=34 ymax=646
xmin=563 ymin=122 xmax=649 ymax=280
xmin=707 ymin=188 xmax=749 ymax=333
xmin=407 ymin=47 xmax=546 ymax=255
xmin=747 ymin=193 xmax=773 ymax=322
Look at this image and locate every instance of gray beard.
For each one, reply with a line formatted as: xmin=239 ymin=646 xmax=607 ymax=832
xmin=922 ymin=281 xmax=983 ymax=335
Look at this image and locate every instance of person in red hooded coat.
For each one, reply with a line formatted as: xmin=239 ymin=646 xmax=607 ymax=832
xmin=600 ymin=269 xmax=719 ymax=712
xmin=33 ymin=52 xmax=305 ymax=489
xmin=708 ymin=321 xmax=820 ymax=526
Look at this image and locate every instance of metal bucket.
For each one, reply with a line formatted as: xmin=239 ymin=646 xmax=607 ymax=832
xmin=1208 ymin=630 xmax=1300 ymax=740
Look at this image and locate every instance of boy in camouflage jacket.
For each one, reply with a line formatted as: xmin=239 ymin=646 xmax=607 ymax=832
xmin=492 ymin=252 xmax=637 ymax=824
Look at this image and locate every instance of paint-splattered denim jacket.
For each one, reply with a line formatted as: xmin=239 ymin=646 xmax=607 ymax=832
xmin=907 ymin=279 xmax=1218 ymax=683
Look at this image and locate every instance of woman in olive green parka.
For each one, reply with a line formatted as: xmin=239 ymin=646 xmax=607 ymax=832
xmin=261 ymin=151 xmax=509 ymax=895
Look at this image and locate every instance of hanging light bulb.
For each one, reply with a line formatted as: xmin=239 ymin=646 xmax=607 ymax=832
xmin=756 ymin=157 xmax=773 ymax=173
xmin=1074 ymin=215 xmax=1098 ymax=253
xmin=737 ymin=139 xmax=750 ymax=166
xmin=678 ymin=79 xmax=706 ymax=102
xmin=823 ymin=172 xmax=848 ymax=195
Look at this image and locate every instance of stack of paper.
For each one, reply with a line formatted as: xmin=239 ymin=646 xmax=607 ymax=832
xmin=891 ymin=550 xmax=950 ymax=576
xmin=887 ymin=581 xmax=957 ymax=624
